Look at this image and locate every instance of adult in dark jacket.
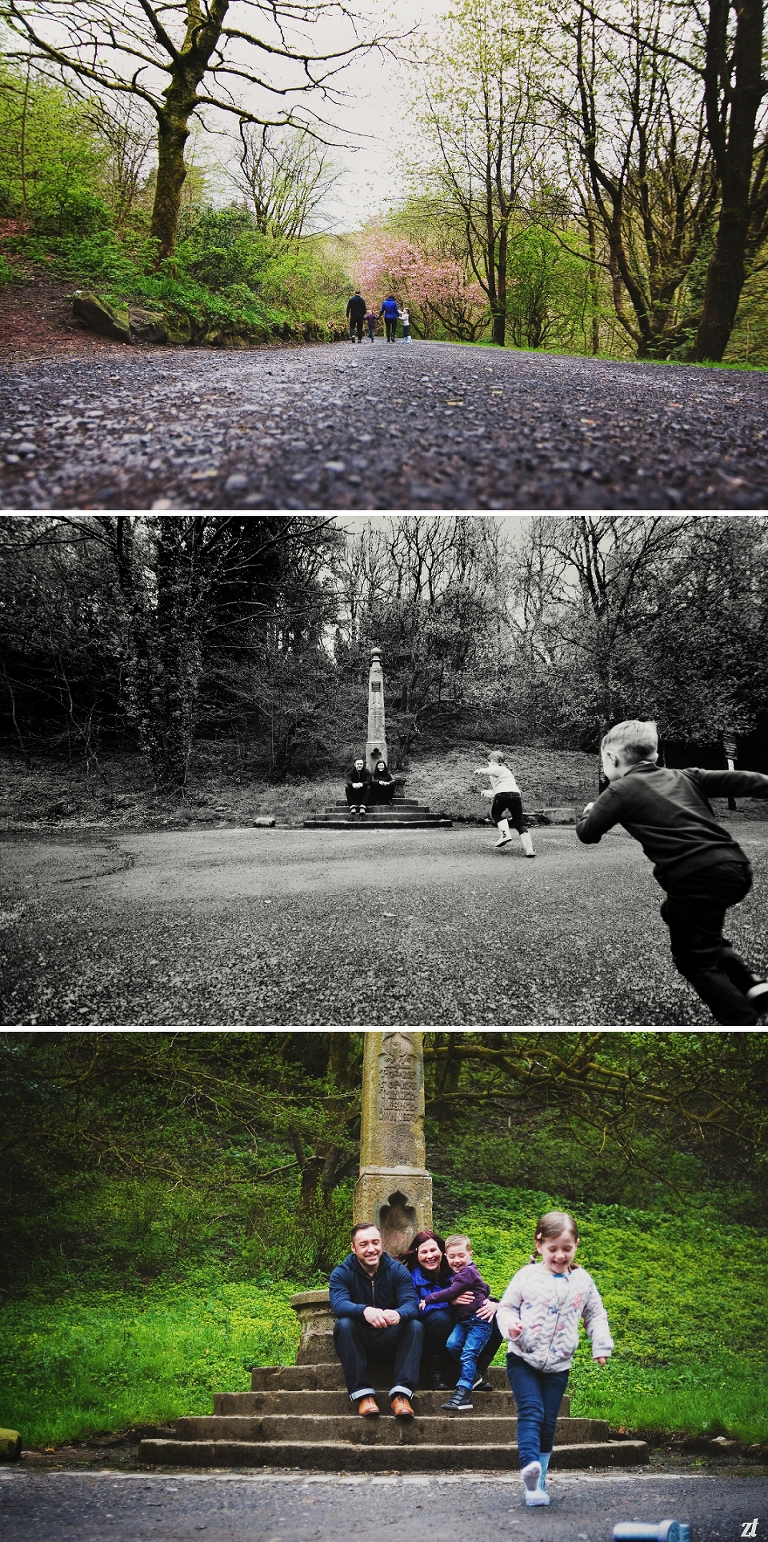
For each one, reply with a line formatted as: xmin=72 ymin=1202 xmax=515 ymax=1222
xmin=379 ymin=295 xmax=400 ymax=342
xmin=400 ymin=1229 xmax=502 ymax=1390
xmin=371 ymin=758 xmax=395 ymax=805
xmin=345 ymin=757 xmax=372 ymax=814
xmin=329 ymin=1222 xmax=423 ymax=1417
xmin=346 ymin=290 xmax=367 ymax=342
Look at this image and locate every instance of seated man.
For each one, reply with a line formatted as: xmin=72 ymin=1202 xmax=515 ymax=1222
xmin=345 ymin=756 xmax=372 ymax=815
xmin=329 ymin=1222 xmax=423 ymax=1418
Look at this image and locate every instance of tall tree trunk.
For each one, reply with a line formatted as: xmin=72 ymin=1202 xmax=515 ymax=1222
xmin=693 ymin=0 xmax=765 ymax=361
xmin=493 ymin=225 xmax=507 ymax=346
xmin=587 ymin=202 xmax=600 ymax=354
xmin=150 ymin=107 xmax=193 ymax=261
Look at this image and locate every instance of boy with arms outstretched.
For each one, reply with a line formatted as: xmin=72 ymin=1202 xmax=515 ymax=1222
xmin=576 ymin=719 xmax=768 ymax=1025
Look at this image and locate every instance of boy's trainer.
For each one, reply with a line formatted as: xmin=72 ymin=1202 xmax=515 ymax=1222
xmin=441 ymin=1387 xmax=473 ymax=1410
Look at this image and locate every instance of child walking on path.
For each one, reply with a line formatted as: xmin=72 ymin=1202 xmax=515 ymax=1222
xmin=497 ymin=1210 xmax=613 ymax=1509
xmin=576 ymin=719 xmax=768 ymax=1025
xmin=474 ymin=752 xmax=536 ymax=856
xmin=419 ymin=1234 xmax=492 ymax=1411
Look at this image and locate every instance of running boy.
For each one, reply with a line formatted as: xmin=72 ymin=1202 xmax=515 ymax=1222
xmin=576 ymin=719 xmax=768 ymax=1025
xmin=474 ymin=751 xmax=536 ymax=856
xmin=418 ymin=1233 xmax=492 ymax=1411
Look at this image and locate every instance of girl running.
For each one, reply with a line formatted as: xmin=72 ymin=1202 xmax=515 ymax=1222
xmin=473 ymin=751 xmax=536 ymax=856
xmin=496 ymin=1211 xmax=613 ymax=1508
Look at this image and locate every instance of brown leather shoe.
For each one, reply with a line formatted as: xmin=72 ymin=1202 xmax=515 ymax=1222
xmin=390 ymin=1395 xmax=415 ymax=1419
xmin=357 ymin=1396 xmax=380 ymax=1416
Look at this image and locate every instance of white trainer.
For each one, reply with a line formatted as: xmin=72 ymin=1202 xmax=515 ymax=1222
xmin=495 ymin=833 xmax=513 ymax=846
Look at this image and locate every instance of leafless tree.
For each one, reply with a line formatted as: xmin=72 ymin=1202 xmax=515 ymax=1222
xmin=0 ymin=1 xmax=395 ymax=259
xmin=229 ymin=122 xmax=340 ymax=239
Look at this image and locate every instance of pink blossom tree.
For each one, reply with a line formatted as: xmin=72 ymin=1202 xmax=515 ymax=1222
xmin=356 ymin=225 xmax=487 ymax=339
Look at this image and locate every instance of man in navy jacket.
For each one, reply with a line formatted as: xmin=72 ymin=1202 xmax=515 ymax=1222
xmin=329 ymin=1222 xmax=423 ymax=1417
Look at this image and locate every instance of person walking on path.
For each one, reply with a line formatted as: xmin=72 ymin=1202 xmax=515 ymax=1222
xmin=346 ymin=290 xmax=367 ymax=342
xmin=379 ymin=294 xmax=400 ymax=342
xmin=474 ymin=751 xmax=536 ymax=855
xmin=576 ymin=717 xmax=768 ymax=1024
xmin=400 ymin=306 xmax=412 ymax=342
xmin=497 ymin=1210 xmax=613 ymax=1509
xmin=364 ymin=306 xmax=377 ymax=341
xmin=330 ymin=1222 xmax=423 ymax=1419
xmin=345 ymin=756 xmax=372 ymax=814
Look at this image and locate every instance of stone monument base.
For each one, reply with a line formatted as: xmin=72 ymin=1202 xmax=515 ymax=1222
xmin=353 ymin=1167 xmax=433 ymax=1258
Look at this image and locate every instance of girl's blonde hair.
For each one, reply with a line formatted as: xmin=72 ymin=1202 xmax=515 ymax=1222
xmin=530 ymin=1210 xmax=579 ymax=1265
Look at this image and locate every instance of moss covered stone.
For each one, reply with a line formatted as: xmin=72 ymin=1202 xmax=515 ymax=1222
xmin=72 ymin=292 xmax=130 ymax=341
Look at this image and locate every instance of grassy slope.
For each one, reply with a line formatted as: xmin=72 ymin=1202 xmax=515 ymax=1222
xmin=4 ymin=742 xmax=766 ymax=830
xmin=3 ymin=1192 xmax=766 ymax=1448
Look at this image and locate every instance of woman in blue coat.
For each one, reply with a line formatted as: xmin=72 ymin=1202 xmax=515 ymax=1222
xmin=379 ymin=295 xmax=400 ymax=342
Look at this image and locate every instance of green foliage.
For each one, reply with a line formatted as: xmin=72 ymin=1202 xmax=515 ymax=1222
xmin=0 ymin=62 xmax=111 ymax=235
xmin=506 ymin=227 xmax=595 ymax=351
xmin=454 ymin=1189 xmax=768 ymax=1442
xmin=0 ymin=1278 xmax=300 ymax=1447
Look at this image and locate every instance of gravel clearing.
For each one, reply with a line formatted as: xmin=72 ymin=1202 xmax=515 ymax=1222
xmin=1 ymin=339 xmax=767 ymax=510
xmin=2 ymin=824 xmax=767 ymax=1025
xmin=1 ymin=1466 xmax=766 ymax=1542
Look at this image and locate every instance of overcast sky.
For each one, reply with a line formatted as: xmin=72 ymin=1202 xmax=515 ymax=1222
xmin=205 ymin=0 xmax=448 ymax=233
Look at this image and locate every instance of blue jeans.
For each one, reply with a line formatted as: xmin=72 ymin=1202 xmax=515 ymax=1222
xmin=507 ymin=1355 xmax=569 ymax=1468
xmin=446 ymin=1315 xmax=493 ymax=1389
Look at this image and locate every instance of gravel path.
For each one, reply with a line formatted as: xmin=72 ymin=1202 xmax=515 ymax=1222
xmin=1 ymin=339 xmax=766 ymax=510
xmin=1 ymin=1467 xmax=765 ymax=1542
xmin=3 ymin=824 xmax=767 ymax=1025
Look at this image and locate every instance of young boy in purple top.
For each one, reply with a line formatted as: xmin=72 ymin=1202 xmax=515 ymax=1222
xmin=576 ymin=719 xmax=768 ymax=1025
xmin=419 ymin=1234 xmax=493 ymax=1411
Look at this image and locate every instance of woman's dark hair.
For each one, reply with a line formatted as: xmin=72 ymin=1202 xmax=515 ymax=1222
xmin=399 ymin=1229 xmax=451 ymax=1282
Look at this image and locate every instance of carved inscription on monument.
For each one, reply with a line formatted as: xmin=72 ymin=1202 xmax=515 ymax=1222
xmin=377 ymin=1033 xmax=419 ymax=1122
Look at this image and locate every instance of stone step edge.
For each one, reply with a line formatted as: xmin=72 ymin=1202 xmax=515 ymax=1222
xmin=137 ymin=1439 xmax=649 ymax=1471
xmin=302 ymin=820 xmax=453 ymax=829
xmin=180 ymin=1415 xmax=607 ymax=1442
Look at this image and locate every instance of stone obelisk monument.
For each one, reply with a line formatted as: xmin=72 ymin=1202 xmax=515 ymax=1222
xmin=290 ymin=1031 xmax=432 ymax=1361
xmin=366 ymin=646 xmax=388 ymax=772
xmin=353 ymin=1031 xmax=432 ymax=1255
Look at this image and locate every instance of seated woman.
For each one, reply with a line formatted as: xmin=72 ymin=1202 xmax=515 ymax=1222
xmin=371 ymin=758 xmax=395 ymax=805
xmin=400 ymin=1229 xmax=501 ymax=1390
xmin=345 ymin=757 xmax=372 ymax=815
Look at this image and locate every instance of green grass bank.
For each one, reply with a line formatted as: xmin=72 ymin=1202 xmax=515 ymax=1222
xmin=3 ymin=1191 xmax=766 ymax=1450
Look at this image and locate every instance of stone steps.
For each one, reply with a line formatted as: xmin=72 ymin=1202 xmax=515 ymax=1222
xmin=303 ymin=817 xmax=453 ymax=830
xmin=137 ymin=1359 xmax=649 ymax=1471
xmin=248 ymin=1364 xmax=512 ymax=1392
xmin=213 ymin=1390 xmax=531 ymax=1416
xmin=304 ymin=795 xmax=452 ymax=831
xmin=137 ymin=1438 xmax=649 ymax=1472
xmin=172 ymin=1413 xmax=610 ymax=1446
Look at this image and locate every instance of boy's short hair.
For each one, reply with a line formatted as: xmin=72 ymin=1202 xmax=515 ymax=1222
xmin=444 ymin=1233 xmax=472 ymax=1251
xmin=601 ymin=719 xmax=658 ymax=763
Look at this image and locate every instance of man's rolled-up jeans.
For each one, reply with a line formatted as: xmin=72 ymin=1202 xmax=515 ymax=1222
xmin=660 ymin=855 xmax=758 ymax=1024
xmin=333 ymin=1314 xmax=424 ymax=1401
xmin=446 ymin=1313 xmax=493 ymax=1390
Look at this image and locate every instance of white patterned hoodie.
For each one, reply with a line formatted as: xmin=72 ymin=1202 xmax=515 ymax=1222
xmin=496 ymin=1263 xmax=614 ymax=1374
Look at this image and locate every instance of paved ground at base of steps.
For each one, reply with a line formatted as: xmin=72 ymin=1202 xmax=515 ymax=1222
xmin=1 ymin=1465 xmax=766 ymax=1542
xmin=3 ymin=823 xmax=768 ymax=1025
xmin=2 ymin=339 xmax=767 ymax=511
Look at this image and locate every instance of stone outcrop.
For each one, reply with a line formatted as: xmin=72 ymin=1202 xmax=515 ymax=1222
xmin=72 ymin=291 xmax=130 ymax=341
xmin=70 ymin=291 xmax=344 ymax=349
